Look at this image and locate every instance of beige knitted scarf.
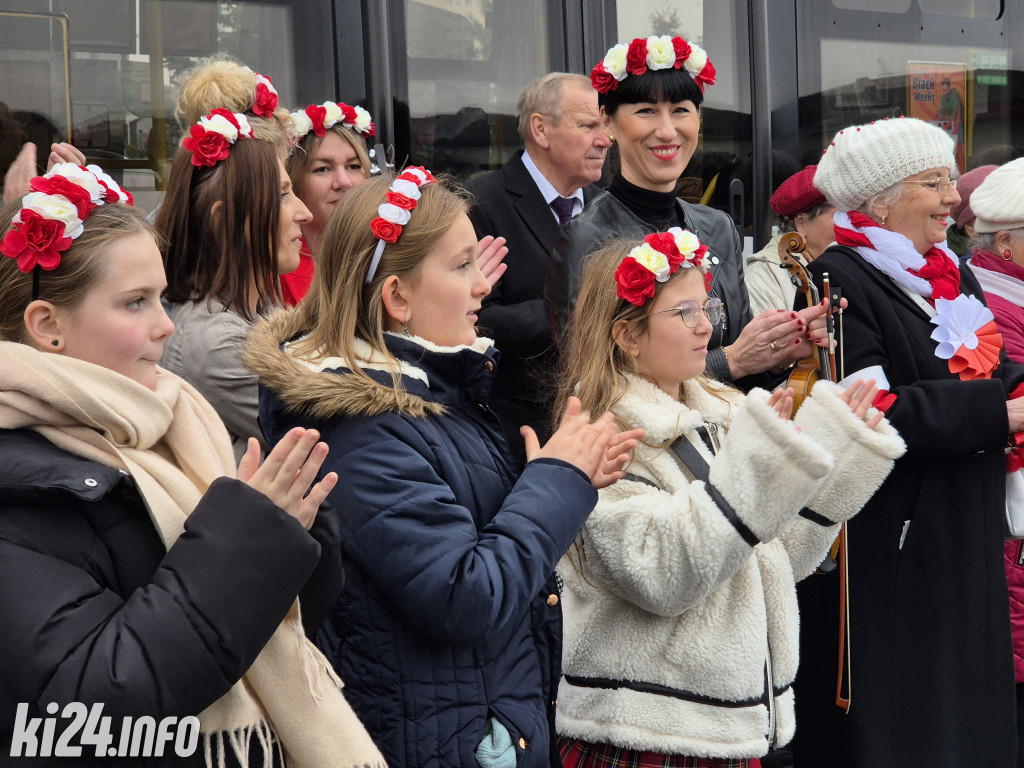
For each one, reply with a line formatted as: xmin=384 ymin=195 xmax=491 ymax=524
xmin=0 ymin=342 xmax=386 ymax=768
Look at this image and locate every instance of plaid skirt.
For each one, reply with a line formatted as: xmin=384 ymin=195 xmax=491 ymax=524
xmin=558 ymin=736 xmax=759 ymax=768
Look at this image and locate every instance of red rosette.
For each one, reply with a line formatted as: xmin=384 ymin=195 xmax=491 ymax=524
xmin=590 ymin=62 xmax=618 ymax=94
xmin=305 ymin=105 xmax=328 ymax=137
xmin=872 ymin=389 xmax=897 ymax=413
xmin=398 ymin=166 xmax=436 ymax=185
xmin=672 ymin=37 xmax=692 ymax=69
xmin=370 ymin=217 xmax=402 ymax=243
xmin=703 ymin=270 xmax=713 ymax=293
xmin=30 ymin=175 xmax=96 ymax=219
xmin=615 ymin=256 xmax=657 ymax=306
xmin=1 ymin=210 xmax=72 ymax=272
xmin=364 ymin=122 xmax=376 ymax=138
xmin=626 ymin=38 xmax=649 ymax=76
xmin=645 ymin=232 xmax=682 ymax=268
xmin=694 ymin=60 xmax=717 ymax=90
xmin=692 ymin=243 xmax=709 ymax=266
xmin=386 ymin=190 xmax=417 ymax=210
xmin=340 ymin=103 xmax=357 ymax=125
xmin=121 ymin=187 xmax=135 ymax=206
xmin=947 ymin=320 xmax=1003 ymax=381
xmin=183 ymin=126 xmax=231 ymax=167
xmin=252 ymin=82 xmax=278 ymax=118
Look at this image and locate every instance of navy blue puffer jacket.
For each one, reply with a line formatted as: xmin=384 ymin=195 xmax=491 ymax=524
xmin=250 ymin=316 xmax=598 ymax=768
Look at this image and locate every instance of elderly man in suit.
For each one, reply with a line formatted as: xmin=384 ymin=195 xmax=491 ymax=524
xmin=466 ymin=72 xmax=610 ymax=464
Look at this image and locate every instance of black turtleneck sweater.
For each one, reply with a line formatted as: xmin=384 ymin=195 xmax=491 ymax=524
xmin=608 ymin=174 xmax=685 ymax=231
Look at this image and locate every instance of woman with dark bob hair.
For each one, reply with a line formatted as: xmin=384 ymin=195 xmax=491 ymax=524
xmin=548 ymin=36 xmax=832 ymax=389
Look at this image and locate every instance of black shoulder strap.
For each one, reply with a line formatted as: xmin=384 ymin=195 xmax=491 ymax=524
xmin=667 ymin=432 xmax=759 ymax=547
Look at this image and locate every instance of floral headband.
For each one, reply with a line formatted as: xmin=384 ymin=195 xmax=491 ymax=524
xmin=244 ymin=68 xmax=279 ymax=118
xmin=364 ymin=166 xmax=437 ymax=284
xmin=182 ymin=108 xmax=254 ymax=168
xmin=614 ymin=228 xmax=710 ymax=306
xmin=1 ymin=163 xmax=132 ymax=277
xmin=591 ymin=35 xmax=716 ymax=95
xmin=289 ymin=101 xmax=376 ymax=143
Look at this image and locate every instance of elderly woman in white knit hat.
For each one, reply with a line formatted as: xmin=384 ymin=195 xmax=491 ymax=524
xmin=790 ymin=117 xmax=1024 ymax=768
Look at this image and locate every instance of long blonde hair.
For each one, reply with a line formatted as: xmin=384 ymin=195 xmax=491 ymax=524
xmin=555 ymin=238 xmax=732 ymax=434
xmin=274 ymin=174 xmax=469 ymax=396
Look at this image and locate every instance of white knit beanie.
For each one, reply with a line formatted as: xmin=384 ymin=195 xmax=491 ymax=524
xmin=813 ymin=117 xmax=957 ymax=212
xmin=970 ymin=157 xmax=1024 ymax=234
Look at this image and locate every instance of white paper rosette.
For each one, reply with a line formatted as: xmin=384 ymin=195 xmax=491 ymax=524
xmin=930 ymin=293 xmax=994 ymax=359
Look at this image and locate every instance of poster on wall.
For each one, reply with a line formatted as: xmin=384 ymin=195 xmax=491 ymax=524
xmin=908 ymin=61 xmax=967 ymax=170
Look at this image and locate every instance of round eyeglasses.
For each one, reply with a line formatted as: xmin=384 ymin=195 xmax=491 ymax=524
xmin=652 ymin=297 xmax=724 ymax=328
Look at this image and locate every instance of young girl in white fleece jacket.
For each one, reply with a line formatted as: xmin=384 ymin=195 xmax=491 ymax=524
xmin=553 ymin=230 xmax=906 ymax=768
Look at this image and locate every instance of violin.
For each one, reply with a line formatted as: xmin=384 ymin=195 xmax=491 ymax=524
xmin=777 ymin=232 xmax=851 ymax=713
xmin=777 ymin=232 xmax=838 ymax=410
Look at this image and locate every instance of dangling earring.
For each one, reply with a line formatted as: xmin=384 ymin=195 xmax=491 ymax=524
xmin=402 ymin=316 xmax=411 ymax=337
xmin=879 ymin=214 xmax=887 ymax=228
xmin=1003 ymin=249 xmax=1014 ymax=262
xmin=51 ymin=339 xmax=60 ymax=347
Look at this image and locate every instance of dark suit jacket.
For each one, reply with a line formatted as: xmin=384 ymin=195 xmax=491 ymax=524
xmin=465 ymin=151 xmax=602 ymax=405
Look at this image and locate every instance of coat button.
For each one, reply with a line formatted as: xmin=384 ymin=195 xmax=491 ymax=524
xmin=518 ymin=737 xmax=527 ymax=749
xmin=483 ymin=360 xmax=494 ymax=372
xmin=546 ymin=593 xmax=559 ymax=606
xmin=84 ymin=478 xmax=98 ymax=487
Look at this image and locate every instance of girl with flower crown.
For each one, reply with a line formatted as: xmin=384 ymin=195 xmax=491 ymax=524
xmin=281 ymin=100 xmax=376 ymax=305
xmin=0 ymin=163 xmax=385 ymax=768
xmin=791 ymin=119 xmax=1024 ymax=768
xmin=155 ymin=60 xmax=313 ymax=461
xmin=549 ymin=35 xmax=834 ymax=391
xmin=552 ymin=228 xmax=904 ymax=768
xmin=245 ymin=169 xmax=643 ymax=768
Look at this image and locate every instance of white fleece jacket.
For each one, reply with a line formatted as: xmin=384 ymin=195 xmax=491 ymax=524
xmin=556 ymin=375 xmax=905 ymax=759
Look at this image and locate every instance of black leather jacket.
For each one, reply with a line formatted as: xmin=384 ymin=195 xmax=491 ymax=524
xmin=546 ymin=190 xmax=752 ymax=384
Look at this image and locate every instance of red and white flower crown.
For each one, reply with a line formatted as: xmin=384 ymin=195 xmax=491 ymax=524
xmin=614 ymin=228 xmax=710 ymax=306
xmin=289 ymin=101 xmax=376 ymax=143
xmin=244 ymin=68 xmax=279 ymax=118
xmin=591 ymin=35 xmax=716 ymax=95
xmin=364 ymin=166 xmax=437 ymax=284
xmin=1 ymin=163 xmax=133 ymax=273
xmin=182 ymin=108 xmax=255 ymax=168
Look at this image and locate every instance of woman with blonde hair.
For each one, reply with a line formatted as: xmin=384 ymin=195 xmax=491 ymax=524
xmin=156 ymin=58 xmax=312 ymax=459
xmin=247 ymin=169 xmax=641 ymax=768
xmin=0 ymin=163 xmax=384 ymax=767
xmin=552 ymin=229 xmax=904 ymax=767
xmin=280 ymin=100 xmax=375 ymax=305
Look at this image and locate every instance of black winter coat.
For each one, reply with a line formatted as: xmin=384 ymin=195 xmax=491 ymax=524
xmin=792 ymin=246 xmax=1024 ymax=768
xmin=250 ymin=320 xmax=599 ymax=768
xmin=0 ymin=429 xmax=338 ymax=767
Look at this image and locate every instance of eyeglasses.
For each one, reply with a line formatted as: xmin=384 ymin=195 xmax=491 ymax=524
xmin=652 ymin=297 xmax=724 ymax=328
xmin=903 ymin=177 xmax=958 ymax=194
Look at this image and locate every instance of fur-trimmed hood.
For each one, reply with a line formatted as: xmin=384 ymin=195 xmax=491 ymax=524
xmin=245 ymin=310 xmax=499 ymax=421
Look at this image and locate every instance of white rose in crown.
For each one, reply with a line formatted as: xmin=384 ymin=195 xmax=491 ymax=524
xmin=646 ymin=36 xmax=676 ymax=70
xmin=377 ymin=203 xmax=412 ymax=225
xmin=353 ymin=106 xmax=372 ymax=134
xmin=86 ymin=165 xmax=130 ymax=204
xmin=199 ymin=113 xmax=239 ymax=142
xmin=233 ymin=112 xmax=254 ymax=138
xmin=603 ymin=44 xmax=629 ymax=79
xmin=18 ymin=192 xmax=85 ymax=239
xmin=685 ymin=44 xmax=708 ymax=75
xmin=391 ymin=179 xmax=422 ymax=199
xmin=322 ymin=101 xmax=344 ymax=127
xmin=290 ymin=111 xmax=314 ymax=139
xmin=669 ymin=227 xmax=701 ymax=258
xmin=45 ymin=163 xmax=106 ymax=203
xmin=631 ymin=242 xmax=671 ymax=281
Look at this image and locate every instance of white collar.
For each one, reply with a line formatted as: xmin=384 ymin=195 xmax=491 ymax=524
xmin=522 ymin=150 xmax=584 ymax=217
